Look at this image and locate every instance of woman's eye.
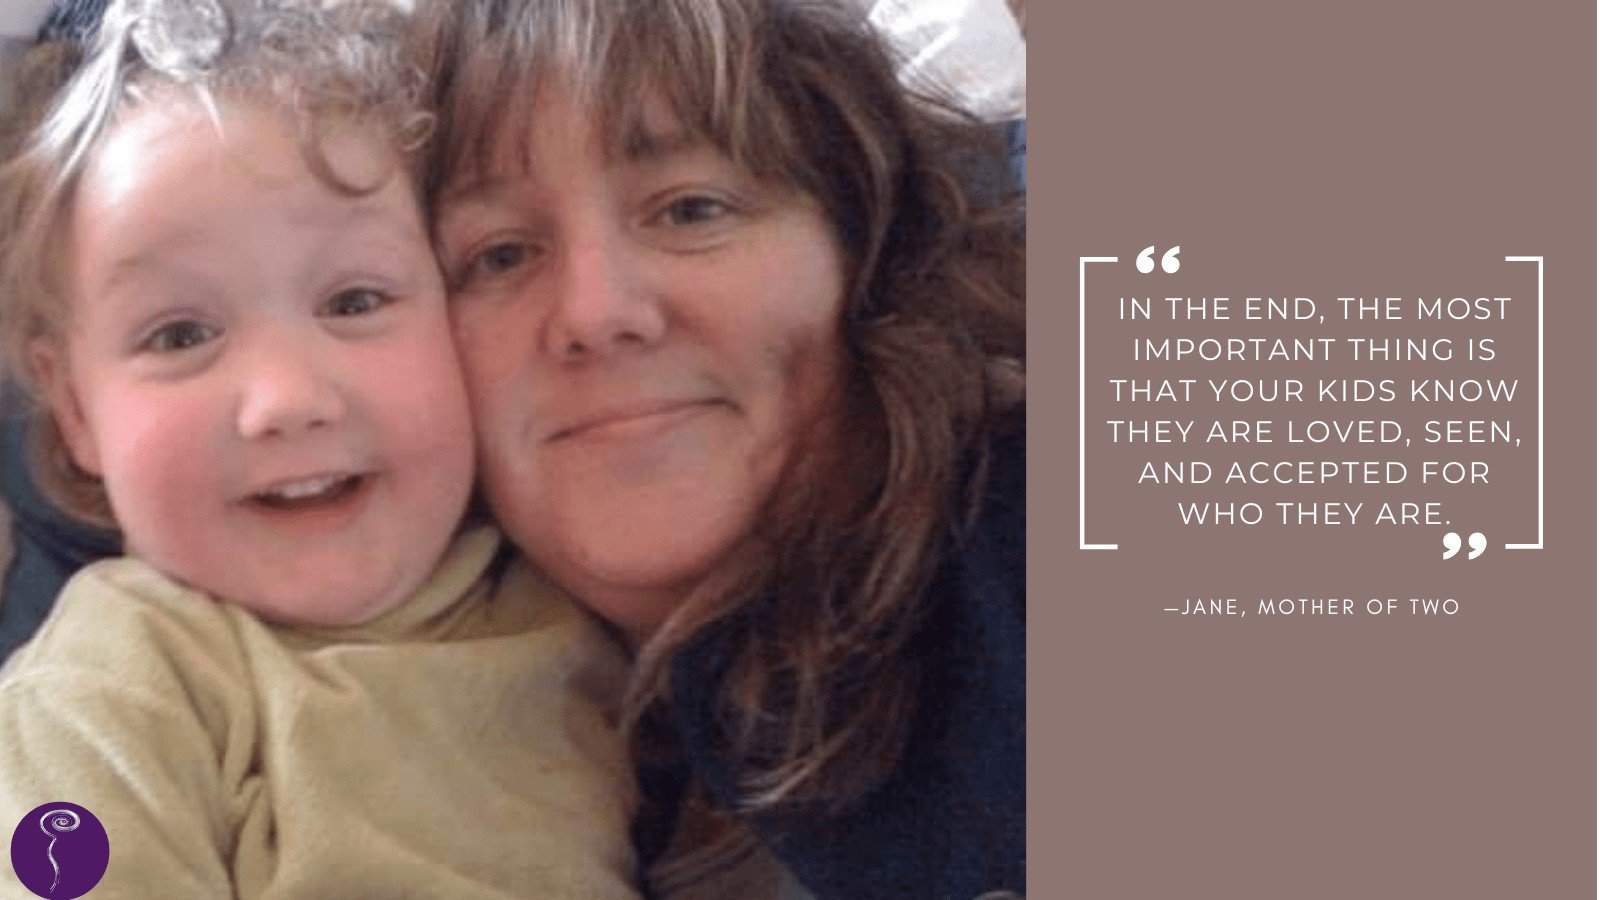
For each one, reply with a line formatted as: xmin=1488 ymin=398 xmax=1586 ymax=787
xmin=139 ymin=319 xmax=219 ymax=353
xmin=474 ymin=242 xmax=531 ymax=276
xmin=660 ymin=195 xmax=731 ymax=226
xmin=322 ymin=288 xmax=391 ymax=318
xmin=451 ymin=240 xmax=534 ymax=290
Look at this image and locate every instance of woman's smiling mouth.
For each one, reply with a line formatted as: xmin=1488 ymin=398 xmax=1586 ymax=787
xmin=547 ymin=399 xmax=724 ymax=443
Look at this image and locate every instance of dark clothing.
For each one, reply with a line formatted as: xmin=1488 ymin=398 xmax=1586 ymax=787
xmin=0 ymin=415 xmax=119 ymax=664
xmin=1006 ymin=119 xmax=1027 ymax=192
xmin=669 ymin=424 xmax=1026 ymax=900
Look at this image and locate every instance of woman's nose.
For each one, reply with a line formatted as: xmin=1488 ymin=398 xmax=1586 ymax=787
xmin=235 ymin=341 xmax=347 ymax=440
xmin=543 ymin=229 xmax=667 ymax=360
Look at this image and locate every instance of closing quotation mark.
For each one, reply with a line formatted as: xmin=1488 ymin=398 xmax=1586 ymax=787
xmin=1441 ymin=532 xmax=1487 ymax=560
xmin=1136 ymin=245 xmax=1181 ymax=274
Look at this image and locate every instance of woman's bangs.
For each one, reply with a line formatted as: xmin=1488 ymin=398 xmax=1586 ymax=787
xmin=428 ymin=0 xmax=814 ymax=194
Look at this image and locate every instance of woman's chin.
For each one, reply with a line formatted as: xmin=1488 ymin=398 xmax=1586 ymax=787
xmin=492 ymin=454 xmax=770 ymax=628
xmin=524 ymin=519 xmax=744 ymax=637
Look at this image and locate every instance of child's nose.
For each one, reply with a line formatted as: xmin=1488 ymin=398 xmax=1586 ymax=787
xmin=235 ymin=346 xmax=347 ymax=440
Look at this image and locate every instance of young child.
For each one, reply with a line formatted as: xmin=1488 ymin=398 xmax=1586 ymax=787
xmin=0 ymin=1 xmax=639 ymax=897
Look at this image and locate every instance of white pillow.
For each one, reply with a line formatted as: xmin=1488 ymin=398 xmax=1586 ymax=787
xmin=0 ymin=0 xmax=54 ymax=41
xmin=864 ymin=0 xmax=1026 ymax=122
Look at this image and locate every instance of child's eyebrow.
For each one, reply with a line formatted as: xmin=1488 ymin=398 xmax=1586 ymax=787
xmin=98 ymin=238 xmax=203 ymax=294
xmin=98 ymin=205 xmax=424 ymax=296
xmin=319 ymin=211 xmax=437 ymax=274
xmin=286 ymin=196 xmax=420 ymax=234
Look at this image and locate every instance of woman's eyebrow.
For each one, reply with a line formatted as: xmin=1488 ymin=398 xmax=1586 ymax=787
xmin=620 ymin=124 xmax=702 ymax=165
xmin=434 ymin=125 xmax=717 ymax=217
xmin=436 ymin=176 xmax=512 ymax=212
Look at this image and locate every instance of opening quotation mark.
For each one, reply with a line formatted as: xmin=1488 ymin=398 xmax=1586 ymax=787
xmin=1136 ymin=245 xmax=1181 ymax=274
xmin=1441 ymin=532 xmax=1487 ymax=560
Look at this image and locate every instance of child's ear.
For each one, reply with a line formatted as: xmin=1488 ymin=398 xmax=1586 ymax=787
xmin=27 ymin=339 xmax=100 ymax=476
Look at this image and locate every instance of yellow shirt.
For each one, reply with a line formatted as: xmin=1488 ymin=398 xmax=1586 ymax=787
xmin=0 ymin=526 xmax=638 ymax=899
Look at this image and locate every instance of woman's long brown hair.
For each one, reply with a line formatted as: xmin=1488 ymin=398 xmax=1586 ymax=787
xmin=416 ymin=0 xmax=1025 ymax=815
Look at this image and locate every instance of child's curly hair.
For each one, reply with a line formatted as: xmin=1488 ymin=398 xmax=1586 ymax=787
xmin=0 ymin=0 xmax=432 ymax=526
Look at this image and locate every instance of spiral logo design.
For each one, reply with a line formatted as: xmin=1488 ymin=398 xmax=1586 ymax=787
xmin=37 ymin=810 xmax=80 ymax=895
xmin=10 ymin=803 xmax=109 ymax=899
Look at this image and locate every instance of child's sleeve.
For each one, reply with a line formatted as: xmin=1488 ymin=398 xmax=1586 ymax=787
xmin=0 ymin=564 xmax=254 ymax=898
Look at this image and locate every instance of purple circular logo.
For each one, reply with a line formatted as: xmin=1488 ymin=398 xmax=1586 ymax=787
xmin=9 ymin=803 xmax=108 ymax=899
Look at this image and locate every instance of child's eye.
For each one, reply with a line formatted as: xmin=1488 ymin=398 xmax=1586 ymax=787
xmin=139 ymin=319 xmax=219 ymax=353
xmin=322 ymin=288 xmax=392 ymax=318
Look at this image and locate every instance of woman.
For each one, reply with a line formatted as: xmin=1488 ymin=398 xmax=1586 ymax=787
xmin=416 ymin=0 xmax=1025 ymax=896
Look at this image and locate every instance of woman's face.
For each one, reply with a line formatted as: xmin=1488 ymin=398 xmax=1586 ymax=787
xmin=434 ymin=87 xmax=847 ymax=641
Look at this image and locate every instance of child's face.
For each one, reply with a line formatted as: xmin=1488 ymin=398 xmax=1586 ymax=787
xmin=39 ymin=100 xmax=476 ymax=626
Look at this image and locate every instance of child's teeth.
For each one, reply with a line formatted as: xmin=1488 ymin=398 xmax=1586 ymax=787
xmin=270 ymin=475 xmax=345 ymax=500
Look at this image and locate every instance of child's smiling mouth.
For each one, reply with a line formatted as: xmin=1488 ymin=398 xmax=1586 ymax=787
xmin=249 ymin=472 xmax=369 ymax=511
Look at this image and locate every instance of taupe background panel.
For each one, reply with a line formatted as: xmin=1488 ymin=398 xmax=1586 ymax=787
xmin=1030 ymin=2 xmax=1595 ymax=898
